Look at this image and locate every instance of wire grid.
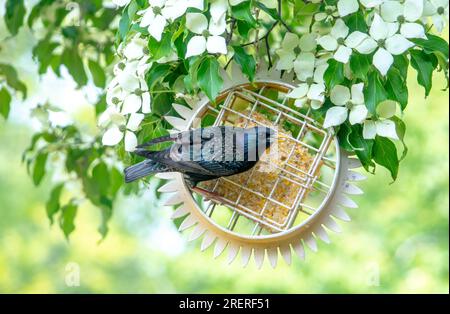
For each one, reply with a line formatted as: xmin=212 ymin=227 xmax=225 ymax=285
xmin=193 ymin=83 xmax=337 ymax=235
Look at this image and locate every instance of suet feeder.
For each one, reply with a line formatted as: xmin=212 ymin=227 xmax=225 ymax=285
xmin=157 ymin=66 xmax=366 ymax=268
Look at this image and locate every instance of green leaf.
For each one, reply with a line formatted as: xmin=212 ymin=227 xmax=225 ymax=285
xmin=323 ymin=59 xmax=345 ymax=90
xmin=118 ymin=9 xmax=131 ymax=42
xmin=385 ymin=68 xmax=408 ymax=111
xmin=256 ymin=1 xmax=278 ymax=20
xmin=146 ymin=63 xmax=171 ymax=90
xmin=391 ymin=116 xmax=408 ymax=162
xmin=348 ymin=125 xmax=375 ymax=171
xmin=349 ymin=53 xmax=370 ymax=81
xmin=411 ymin=34 xmax=449 ymax=60
xmin=337 ymin=122 xmax=354 ymax=152
xmin=345 ymin=11 xmax=368 ymax=33
xmin=32 ymin=153 xmax=48 ymax=186
xmin=410 ymin=50 xmax=437 ymax=97
xmin=148 ymin=32 xmax=173 ymax=60
xmin=0 ymin=88 xmax=11 ymax=119
xmin=46 ymin=184 xmax=64 ymax=224
xmin=231 ymin=1 xmax=257 ymax=27
xmin=197 ymin=57 xmax=224 ymax=101
xmin=61 ymin=48 xmax=88 ymax=87
xmin=92 ymin=162 xmax=110 ymax=196
xmin=0 ymin=64 xmax=27 ymax=97
xmin=4 ymin=0 xmax=26 ymax=36
xmin=364 ymin=71 xmax=387 ymax=116
xmin=373 ymin=136 xmax=399 ymax=181
xmin=88 ymin=60 xmax=106 ymax=88
xmin=59 ymin=201 xmax=78 ymax=239
xmin=232 ymin=46 xmax=256 ymax=81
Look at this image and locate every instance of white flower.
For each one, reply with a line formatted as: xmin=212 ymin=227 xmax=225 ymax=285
xmin=315 ymin=5 xmax=339 ymax=22
xmin=112 ymin=0 xmax=131 ymax=7
xmin=323 ymin=83 xmax=368 ymax=128
xmin=185 ymin=13 xmax=227 ymax=58
xmin=338 ymin=0 xmax=385 ymax=17
xmin=380 ymin=0 xmax=427 ymax=39
xmin=317 ymin=19 xmax=353 ymax=63
xmin=276 ymin=32 xmax=317 ymax=76
xmin=100 ymin=107 xmax=145 ymax=151
xmin=286 ymin=57 xmax=328 ymax=109
xmin=139 ymin=0 xmax=200 ymax=41
xmin=347 ymin=14 xmax=415 ymax=75
xmin=123 ymin=35 xmax=148 ymax=60
xmin=423 ymin=0 xmax=449 ymax=33
xmin=363 ymin=100 xmax=399 ymax=140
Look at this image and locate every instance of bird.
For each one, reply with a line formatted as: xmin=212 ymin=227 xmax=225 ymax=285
xmin=124 ymin=126 xmax=277 ymax=189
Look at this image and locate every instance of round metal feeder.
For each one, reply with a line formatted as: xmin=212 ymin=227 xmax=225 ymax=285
xmin=157 ymin=67 xmax=366 ymax=268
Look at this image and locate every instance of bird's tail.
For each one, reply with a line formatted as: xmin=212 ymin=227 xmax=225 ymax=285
xmin=124 ymin=159 xmax=168 ymax=183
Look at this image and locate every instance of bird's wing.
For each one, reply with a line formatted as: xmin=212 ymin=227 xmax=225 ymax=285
xmin=136 ymin=128 xmax=216 ymax=149
xmin=145 ymin=147 xmax=217 ymax=176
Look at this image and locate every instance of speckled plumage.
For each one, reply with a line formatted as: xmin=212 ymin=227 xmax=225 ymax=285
xmin=124 ymin=126 xmax=276 ymax=186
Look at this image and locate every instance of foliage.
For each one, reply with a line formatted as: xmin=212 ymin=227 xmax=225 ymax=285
xmin=0 ymin=0 xmax=449 ymax=238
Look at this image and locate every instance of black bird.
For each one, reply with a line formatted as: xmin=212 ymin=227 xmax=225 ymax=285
xmin=124 ymin=126 xmax=277 ymax=187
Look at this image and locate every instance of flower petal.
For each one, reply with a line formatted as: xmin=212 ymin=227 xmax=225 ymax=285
xmin=404 ymin=0 xmax=424 ymax=21
xmin=186 ymin=12 xmax=208 ymax=34
xmin=330 ymin=85 xmax=351 ymax=106
xmin=331 ymin=19 xmax=349 ymax=39
xmin=185 ymin=36 xmax=207 ymax=58
xmin=363 ymin=120 xmax=377 ymax=139
xmin=141 ymin=92 xmax=151 ymax=113
xmin=337 ymin=0 xmax=359 ymax=17
xmin=385 ymin=34 xmax=414 ymax=55
xmin=127 ymin=113 xmax=144 ymax=131
xmin=349 ymin=105 xmax=368 ymax=125
xmin=281 ymin=32 xmax=300 ymax=50
xmin=148 ymin=14 xmax=167 ymax=41
xmin=355 ymin=37 xmax=378 ymax=54
xmin=323 ymin=106 xmax=348 ymax=128
xmin=380 ymin=1 xmax=403 ymax=23
xmin=210 ymin=0 xmax=228 ymax=22
xmin=334 ymin=45 xmax=352 ymax=63
xmin=370 ymin=14 xmax=389 ymax=40
xmin=299 ymin=33 xmax=317 ymax=52
xmin=377 ymin=100 xmax=397 ymax=118
xmin=376 ymin=119 xmax=399 ymax=139
xmin=287 ymin=84 xmax=308 ymax=99
xmin=400 ymin=23 xmax=427 ymax=39
xmin=207 ymin=36 xmax=227 ymax=54
xmin=373 ymin=48 xmax=394 ymax=76
xmin=102 ymin=126 xmax=124 ymax=146
xmin=317 ymin=35 xmax=338 ymax=51
xmin=139 ymin=9 xmax=155 ymax=27
xmin=294 ymin=52 xmax=315 ymax=81
xmin=345 ymin=31 xmax=369 ymax=48
xmin=209 ymin=14 xmax=227 ymax=35
xmin=125 ymin=130 xmax=138 ymax=152
xmin=351 ymin=83 xmax=365 ymax=105
xmin=307 ymin=83 xmax=326 ymax=102
xmin=122 ymin=94 xmax=142 ymax=114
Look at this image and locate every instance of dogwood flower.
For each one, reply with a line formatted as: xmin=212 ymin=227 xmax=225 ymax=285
xmin=380 ymin=0 xmax=427 ymax=39
xmin=317 ymin=19 xmax=354 ymax=63
xmin=276 ymin=32 xmax=317 ymax=76
xmin=139 ymin=0 xmax=201 ymax=41
xmin=323 ymin=83 xmax=368 ymax=128
xmin=185 ymin=13 xmax=227 ymax=58
xmin=286 ymin=57 xmax=328 ymax=109
xmin=122 ymin=35 xmax=148 ymax=60
xmin=423 ymin=0 xmax=449 ymax=32
xmin=315 ymin=5 xmax=339 ymax=23
xmin=363 ymin=100 xmax=399 ymax=140
xmin=347 ymin=14 xmax=415 ymax=75
xmin=101 ymin=108 xmax=145 ymax=151
xmin=337 ymin=0 xmax=386 ymax=17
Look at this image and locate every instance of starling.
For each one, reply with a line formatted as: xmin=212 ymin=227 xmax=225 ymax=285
xmin=124 ymin=126 xmax=277 ymax=187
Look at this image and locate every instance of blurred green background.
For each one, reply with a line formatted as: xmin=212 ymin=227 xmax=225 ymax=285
xmin=0 ymin=18 xmax=448 ymax=293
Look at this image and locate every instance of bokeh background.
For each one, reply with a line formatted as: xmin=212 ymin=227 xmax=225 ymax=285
xmin=0 ymin=8 xmax=448 ymax=293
